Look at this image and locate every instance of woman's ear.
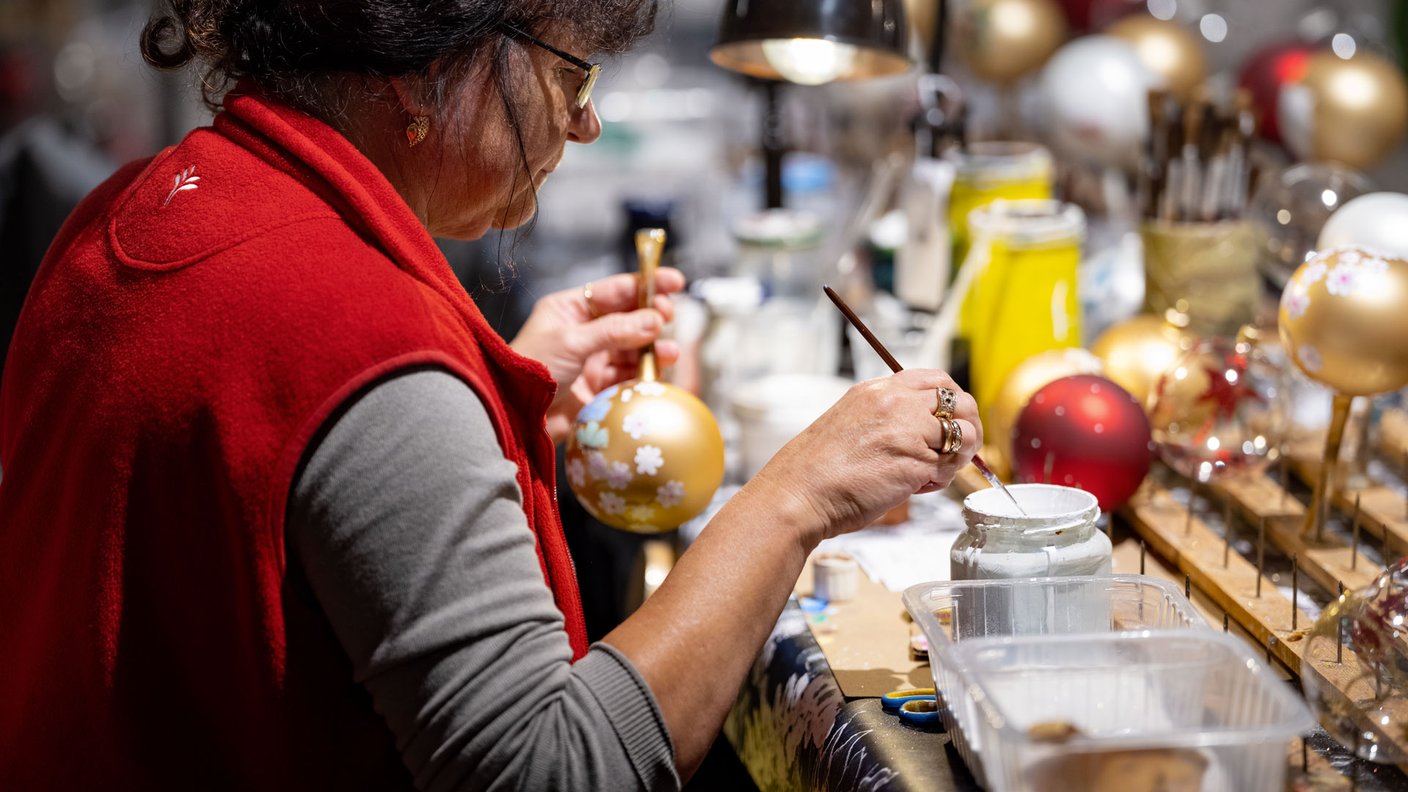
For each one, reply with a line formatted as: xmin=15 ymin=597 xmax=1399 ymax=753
xmin=388 ymin=75 xmax=435 ymax=118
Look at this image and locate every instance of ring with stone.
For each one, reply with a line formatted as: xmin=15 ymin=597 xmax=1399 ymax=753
xmin=934 ymin=386 xmax=958 ymax=420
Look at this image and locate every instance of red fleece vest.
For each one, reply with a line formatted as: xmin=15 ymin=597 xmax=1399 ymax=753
xmin=0 ymin=86 xmax=587 ymax=789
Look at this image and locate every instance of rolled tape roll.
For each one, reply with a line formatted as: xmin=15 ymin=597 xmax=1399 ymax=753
xmin=813 ymin=552 xmax=860 ymax=603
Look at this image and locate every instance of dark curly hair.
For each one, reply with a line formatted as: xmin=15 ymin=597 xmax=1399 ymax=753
xmin=140 ymin=0 xmax=656 ymax=113
xmin=139 ymin=1 xmax=657 ymax=236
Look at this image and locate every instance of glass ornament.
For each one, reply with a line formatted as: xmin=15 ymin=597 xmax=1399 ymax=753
xmin=1148 ymin=335 xmax=1287 ymax=484
xmin=1303 ymin=561 xmax=1408 ymax=763
xmin=1247 ymin=163 xmax=1373 ymax=290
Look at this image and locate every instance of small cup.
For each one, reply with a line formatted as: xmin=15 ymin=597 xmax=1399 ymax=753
xmin=813 ymin=552 xmax=860 ymax=603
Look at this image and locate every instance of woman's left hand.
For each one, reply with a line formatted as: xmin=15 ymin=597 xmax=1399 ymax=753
xmin=510 ymin=269 xmax=685 ymax=443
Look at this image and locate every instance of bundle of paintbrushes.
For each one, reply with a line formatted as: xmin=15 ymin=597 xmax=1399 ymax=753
xmin=1139 ymin=88 xmax=1259 ymax=223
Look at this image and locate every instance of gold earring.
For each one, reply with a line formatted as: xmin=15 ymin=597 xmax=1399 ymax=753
xmin=405 ymin=115 xmax=430 ymax=147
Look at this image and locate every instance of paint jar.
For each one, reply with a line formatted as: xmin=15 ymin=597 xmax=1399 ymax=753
xmin=950 ymin=483 xmax=1109 ymax=584
xmin=947 ymin=142 xmax=1055 ymax=267
xmin=962 ymin=200 xmax=1085 ymax=422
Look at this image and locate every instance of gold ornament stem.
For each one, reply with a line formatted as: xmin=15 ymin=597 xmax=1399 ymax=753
xmin=634 ymin=228 xmax=666 ymax=383
xmin=1304 ymin=394 xmax=1355 ymax=537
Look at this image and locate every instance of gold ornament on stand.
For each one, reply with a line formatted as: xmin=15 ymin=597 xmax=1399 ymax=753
xmin=1281 ymin=50 xmax=1408 ymax=171
xmin=564 ymin=230 xmax=726 ymax=533
xmin=1090 ymin=310 xmax=1194 ymax=412
xmin=1106 ymin=14 xmax=1209 ymax=100
xmin=956 ymin=0 xmax=1067 ymax=85
xmin=984 ymin=347 xmax=1104 ymax=478
xmin=1278 ymin=245 xmax=1408 ymax=536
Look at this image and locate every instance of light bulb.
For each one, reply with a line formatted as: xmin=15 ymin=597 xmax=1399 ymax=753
xmin=760 ymin=38 xmax=858 ymax=85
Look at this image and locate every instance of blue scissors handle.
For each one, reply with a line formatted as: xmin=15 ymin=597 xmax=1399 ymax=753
xmin=898 ymin=698 xmax=942 ymax=727
xmin=881 ymin=687 xmax=936 ymax=712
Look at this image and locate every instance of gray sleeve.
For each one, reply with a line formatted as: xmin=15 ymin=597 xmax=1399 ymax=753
xmin=287 ymin=369 xmax=678 ymax=792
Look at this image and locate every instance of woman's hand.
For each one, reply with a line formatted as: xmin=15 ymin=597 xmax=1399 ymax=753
xmin=509 ymin=269 xmax=685 ymax=443
xmin=749 ymin=368 xmax=982 ymax=546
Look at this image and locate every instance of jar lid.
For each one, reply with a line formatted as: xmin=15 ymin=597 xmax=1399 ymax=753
xmin=946 ymin=141 xmax=1053 ymax=185
xmin=734 ymin=209 xmax=824 ymax=250
xmin=967 ymin=199 xmax=1085 ymax=249
xmin=963 ymin=483 xmax=1100 ymax=537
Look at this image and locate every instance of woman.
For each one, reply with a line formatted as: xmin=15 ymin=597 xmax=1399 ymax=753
xmin=0 ymin=1 xmax=982 ymax=789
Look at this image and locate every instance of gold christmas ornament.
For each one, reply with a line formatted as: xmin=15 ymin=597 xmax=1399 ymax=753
xmin=1090 ymin=311 xmax=1194 ymax=411
xmin=1279 ymin=245 xmax=1408 ymax=535
xmin=1284 ymin=50 xmax=1408 ymax=170
xmin=1106 ymin=14 xmax=1208 ymax=100
xmin=565 ymin=230 xmax=726 ymax=533
xmin=957 ymin=0 xmax=1067 ymax=85
xmin=1279 ymin=245 xmax=1408 ymax=397
xmin=984 ymin=347 xmax=1104 ymax=477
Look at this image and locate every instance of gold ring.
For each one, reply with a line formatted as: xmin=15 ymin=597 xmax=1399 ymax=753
xmin=934 ymin=387 xmax=958 ymax=420
xmin=939 ymin=417 xmax=964 ymax=455
xmin=583 ymin=282 xmax=599 ymax=318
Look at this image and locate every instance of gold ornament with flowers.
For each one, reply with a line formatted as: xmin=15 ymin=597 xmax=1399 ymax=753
xmin=1278 ymin=245 xmax=1408 ymax=397
xmin=565 ymin=378 xmax=725 ymax=534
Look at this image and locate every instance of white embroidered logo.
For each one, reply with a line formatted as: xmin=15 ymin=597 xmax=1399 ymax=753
xmin=163 ymin=165 xmax=200 ymax=206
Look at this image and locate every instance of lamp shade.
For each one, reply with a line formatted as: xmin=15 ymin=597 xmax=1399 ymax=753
xmin=711 ymin=0 xmax=912 ymax=85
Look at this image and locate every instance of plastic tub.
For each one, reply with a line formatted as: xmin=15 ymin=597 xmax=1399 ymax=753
xmin=902 ymin=575 xmax=1204 ymax=783
xmin=954 ymin=631 xmax=1314 ymax=792
xmin=729 ymin=374 xmax=851 ymax=481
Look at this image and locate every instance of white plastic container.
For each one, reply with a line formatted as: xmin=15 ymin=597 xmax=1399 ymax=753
xmin=729 ymin=374 xmax=851 ymax=481
xmin=954 ymin=631 xmax=1314 ymax=792
xmin=902 ymin=575 xmax=1204 ymax=785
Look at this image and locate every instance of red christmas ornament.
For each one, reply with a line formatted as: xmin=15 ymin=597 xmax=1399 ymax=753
xmin=1012 ymin=374 xmax=1153 ymax=512
xmin=1237 ymin=41 xmax=1314 ymax=146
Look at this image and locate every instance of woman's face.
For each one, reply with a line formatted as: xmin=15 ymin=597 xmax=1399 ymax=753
xmin=424 ymin=28 xmax=601 ymax=240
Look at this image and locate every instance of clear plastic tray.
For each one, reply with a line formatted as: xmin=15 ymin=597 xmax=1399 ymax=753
xmin=902 ymin=575 xmax=1205 ymax=784
xmin=954 ymin=631 xmax=1314 ymax=792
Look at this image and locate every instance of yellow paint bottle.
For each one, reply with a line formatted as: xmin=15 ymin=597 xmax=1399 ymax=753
xmin=963 ymin=200 xmax=1085 ymax=425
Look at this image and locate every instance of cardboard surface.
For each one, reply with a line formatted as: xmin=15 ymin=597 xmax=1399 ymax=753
xmin=798 ymin=555 xmax=932 ymax=698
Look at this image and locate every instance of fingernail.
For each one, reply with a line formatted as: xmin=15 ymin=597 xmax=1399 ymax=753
xmin=638 ymin=314 xmax=660 ymax=333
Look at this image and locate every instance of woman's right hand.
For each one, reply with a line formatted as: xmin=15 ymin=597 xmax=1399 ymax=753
xmin=748 ymin=368 xmax=981 ymax=545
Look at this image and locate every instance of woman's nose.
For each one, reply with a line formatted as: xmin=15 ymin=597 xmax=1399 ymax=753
xmin=568 ymin=99 xmax=601 ymax=144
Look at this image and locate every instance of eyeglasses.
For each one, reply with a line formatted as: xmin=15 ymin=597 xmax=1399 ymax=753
xmin=498 ymin=23 xmax=601 ymax=111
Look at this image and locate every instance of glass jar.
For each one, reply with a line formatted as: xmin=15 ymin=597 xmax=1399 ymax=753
xmin=961 ymin=199 xmax=1085 ymax=423
xmin=946 ymin=142 xmax=1055 ymax=267
xmin=951 ymin=484 xmax=1109 ymax=581
xmin=950 ymin=484 xmax=1111 ymax=635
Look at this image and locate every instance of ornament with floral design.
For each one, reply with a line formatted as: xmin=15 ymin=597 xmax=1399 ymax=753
xmin=563 ymin=228 xmax=726 ymax=533
xmin=1278 ymin=245 xmax=1408 ymax=535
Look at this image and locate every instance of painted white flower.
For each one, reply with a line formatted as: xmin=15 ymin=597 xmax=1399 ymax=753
xmin=567 ymin=458 xmax=586 ymax=489
xmin=622 ymin=412 xmax=651 ymax=440
xmin=587 ymin=451 xmax=610 ymax=480
xmin=607 ymin=461 xmax=632 ymax=489
xmin=619 ymin=389 xmax=633 ymax=403
xmin=1325 ymin=265 xmax=1357 ymax=296
xmin=597 ymin=492 xmax=626 ymax=515
xmin=1335 ymin=248 xmax=1362 ymax=266
xmin=1300 ymin=260 xmax=1328 ymax=286
xmin=634 ymin=381 xmax=666 ymax=397
xmin=656 ymin=480 xmax=685 ymax=508
xmin=1282 ymin=290 xmax=1309 ymax=321
xmin=626 ymin=504 xmax=657 ymax=524
xmin=635 ymin=445 xmax=664 ymax=475
xmin=1298 ymin=344 xmax=1323 ymax=373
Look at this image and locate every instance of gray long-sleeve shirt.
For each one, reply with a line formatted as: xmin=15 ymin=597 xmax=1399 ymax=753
xmin=287 ymin=369 xmax=678 ymax=792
